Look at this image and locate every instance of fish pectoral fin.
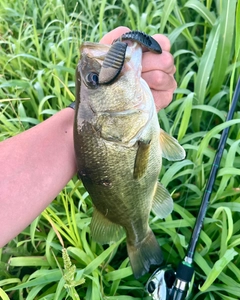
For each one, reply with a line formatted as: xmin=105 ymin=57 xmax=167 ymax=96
xmin=159 ymin=128 xmax=186 ymax=161
xmin=152 ymin=182 xmax=173 ymax=218
xmin=133 ymin=139 xmax=151 ymax=180
xmin=90 ymin=208 xmax=125 ymax=244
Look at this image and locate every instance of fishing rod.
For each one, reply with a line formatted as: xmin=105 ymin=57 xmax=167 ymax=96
xmin=146 ymin=77 xmax=240 ymax=300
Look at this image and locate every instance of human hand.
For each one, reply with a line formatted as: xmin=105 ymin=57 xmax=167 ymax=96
xmin=100 ymin=26 xmax=177 ymax=111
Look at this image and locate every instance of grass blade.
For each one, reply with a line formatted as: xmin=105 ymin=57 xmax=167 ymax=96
xmin=0 ymin=288 xmax=10 ymax=300
xmin=185 ymin=0 xmax=216 ymax=26
xmin=210 ymin=0 xmax=237 ymax=95
xmin=193 ymin=21 xmax=220 ymax=130
xmin=160 ymin=0 xmax=176 ymax=33
xmin=200 ymin=248 xmax=238 ymax=291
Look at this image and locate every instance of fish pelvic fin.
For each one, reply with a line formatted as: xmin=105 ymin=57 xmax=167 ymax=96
xmin=159 ymin=128 xmax=185 ymax=161
xmin=133 ymin=139 xmax=151 ymax=180
xmin=90 ymin=208 xmax=125 ymax=244
xmin=127 ymin=229 xmax=163 ymax=279
xmin=152 ymin=182 xmax=173 ymax=219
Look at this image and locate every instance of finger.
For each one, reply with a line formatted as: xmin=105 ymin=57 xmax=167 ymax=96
xmin=142 ymin=71 xmax=177 ymax=91
xmin=151 ymin=34 xmax=171 ymax=52
xmin=100 ymin=26 xmax=131 ymax=44
xmin=151 ymin=89 xmax=176 ymax=111
xmin=142 ymin=50 xmax=176 ymax=74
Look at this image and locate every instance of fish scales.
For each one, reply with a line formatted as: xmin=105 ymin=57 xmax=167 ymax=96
xmin=74 ymin=36 xmax=185 ymax=279
xmin=77 ymin=117 xmax=160 ymax=230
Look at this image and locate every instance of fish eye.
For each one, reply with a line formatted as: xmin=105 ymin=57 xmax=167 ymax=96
xmin=85 ymin=72 xmax=99 ymax=88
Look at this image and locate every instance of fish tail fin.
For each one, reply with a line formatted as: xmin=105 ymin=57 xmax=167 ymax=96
xmin=127 ymin=229 xmax=163 ymax=279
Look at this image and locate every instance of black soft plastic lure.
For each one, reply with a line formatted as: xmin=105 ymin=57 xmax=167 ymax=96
xmin=114 ymin=30 xmax=162 ymax=54
xmin=98 ymin=41 xmax=128 ymax=84
xmin=99 ymin=30 xmax=162 ymax=84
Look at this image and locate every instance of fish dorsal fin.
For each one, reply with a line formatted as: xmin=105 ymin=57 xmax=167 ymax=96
xmin=152 ymin=182 xmax=173 ymax=218
xmin=90 ymin=208 xmax=125 ymax=244
xmin=133 ymin=140 xmax=151 ymax=180
xmin=159 ymin=128 xmax=185 ymax=161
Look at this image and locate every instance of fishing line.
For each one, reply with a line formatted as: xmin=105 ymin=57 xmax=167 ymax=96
xmin=166 ymin=73 xmax=234 ymax=265
xmin=147 ymin=76 xmax=240 ymax=300
xmin=164 ymin=188 xmax=191 ymax=267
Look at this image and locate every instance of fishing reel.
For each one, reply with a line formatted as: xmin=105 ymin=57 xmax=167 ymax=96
xmin=145 ymin=261 xmax=194 ymax=300
xmin=146 ymin=267 xmax=176 ymax=300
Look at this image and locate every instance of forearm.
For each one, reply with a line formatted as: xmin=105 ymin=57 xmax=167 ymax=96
xmin=0 ymin=108 xmax=76 ymax=247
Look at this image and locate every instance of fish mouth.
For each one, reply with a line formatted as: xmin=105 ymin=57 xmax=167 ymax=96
xmin=97 ymin=31 xmax=162 ymax=84
xmin=80 ymin=31 xmax=162 ymax=87
xmin=80 ymin=42 xmax=132 ymax=65
xmin=80 ymin=41 xmax=142 ymax=86
xmin=98 ymin=41 xmax=128 ymax=84
xmin=98 ymin=41 xmax=145 ymax=84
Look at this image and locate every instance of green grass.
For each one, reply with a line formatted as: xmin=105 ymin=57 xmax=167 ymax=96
xmin=0 ymin=0 xmax=240 ymax=299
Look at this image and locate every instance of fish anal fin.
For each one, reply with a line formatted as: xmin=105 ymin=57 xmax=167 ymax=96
xmin=90 ymin=208 xmax=125 ymax=244
xmin=127 ymin=228 xmax=163 ymax=279
xmin=159 ymin=128 xmax=185 ymax=161
xmin=152 ymin=182 xmax=173 ymax=219
xmin=133 ymin=140 xmax=151 ymax=180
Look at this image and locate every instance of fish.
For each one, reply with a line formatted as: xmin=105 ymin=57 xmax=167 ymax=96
xmin=73 ymin=33 xmax=185 ymax=279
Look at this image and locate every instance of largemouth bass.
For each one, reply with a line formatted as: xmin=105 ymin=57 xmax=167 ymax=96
xmin=74 ymin=33 xmax=185 ymax=279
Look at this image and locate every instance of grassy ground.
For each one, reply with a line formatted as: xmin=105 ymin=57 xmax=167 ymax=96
xmin=0 ymin=0 xmax=240 ymax=299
